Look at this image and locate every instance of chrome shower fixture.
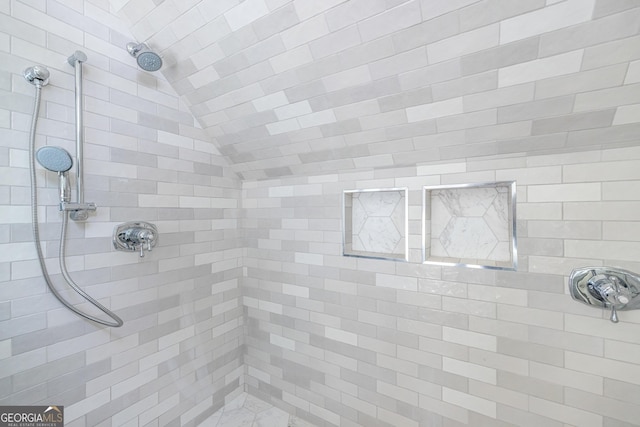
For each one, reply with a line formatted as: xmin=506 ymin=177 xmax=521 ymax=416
xmin=569 ymin=266 xmax=640 ymax=323
xmin=36 ymin=146 xmax=73 ymax=203
xmin=24 ymin=65 xmax=50 ymax=86
xmin=67 ymin=50 xmax=87 ymax=66
xmin=126 ymin=42 xmax=163 ymax=72
xmin=114 ymin=221 xmax=158 ymax=257
xmin=26 ymin=61 xmax=121 ymax=327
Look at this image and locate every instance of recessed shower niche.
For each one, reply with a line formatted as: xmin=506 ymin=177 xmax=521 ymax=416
xmin=343 ymin=188 xmax=408 ymax=261
xmin=423 ymin=181 xmax=517 ymax=270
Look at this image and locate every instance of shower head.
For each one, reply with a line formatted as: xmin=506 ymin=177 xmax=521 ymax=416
xmin=126 ymin=42 xmax=163 ymax=72
xmin=36 ymin=146 xmax=73 ymax=173
xmin=24 ymin=65 xmax=50 ymax=87
xmin=136 ymin=51 xmax=163 ymax=72
xmin=36 ymin=146 xmax=73 ymax=203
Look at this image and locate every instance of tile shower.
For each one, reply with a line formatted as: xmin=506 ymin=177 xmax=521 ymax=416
xmin=2 ymin=1 xmax=640 ymax=427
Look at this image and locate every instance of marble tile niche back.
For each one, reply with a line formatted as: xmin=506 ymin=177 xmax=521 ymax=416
xmin=423 ymin=182 xmax=516 ymax=270
xmin=343 ymin=188 xmax=408 ymax=261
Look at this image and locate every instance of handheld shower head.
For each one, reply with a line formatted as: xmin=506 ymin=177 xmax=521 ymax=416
xmin=36 ymin=146 xmax=73 ymax=173
xmin=126 ymin=42 xmax=163 ymax=72
xmin=36 ymin=146 xmax=73 ymax=202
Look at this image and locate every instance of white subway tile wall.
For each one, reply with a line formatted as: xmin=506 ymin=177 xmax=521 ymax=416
xmin=2 ymin=1 xmax=640 ymax=427
xmin=243 ymin=145 xmax=640 ymax=427
xmin=157 ymin=2 xmax=640 ymax=179
xmin=1 ymin=2 xmax=244 ymax=427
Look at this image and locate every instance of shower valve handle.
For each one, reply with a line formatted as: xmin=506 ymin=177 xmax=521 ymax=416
xmin=587 ymin=274 xmax=632 ymax=323
xmin=132 ymin=229 xmax=154 ymax=257
xmin=570 ymin=267 xmax=640 ymax=324
xmin=113 ymin=221 xmax=158 ymax=257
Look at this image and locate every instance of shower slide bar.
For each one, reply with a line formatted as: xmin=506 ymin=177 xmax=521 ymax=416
xmin=66 ymin=51 xmax=95 ymax=220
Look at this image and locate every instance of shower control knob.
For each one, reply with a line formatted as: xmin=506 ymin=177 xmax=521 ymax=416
xmin=125 ymin=228 xmax=151 ymax=243
xmin=569 ymin=267 xmax=640 ymax=323
xmin=123 ymin=228 xmax=155 ymax=257
xmin=587 ymin=274 xmax=632 ymax=306
xmin=113 ymin=221 xmax=158 ymax=257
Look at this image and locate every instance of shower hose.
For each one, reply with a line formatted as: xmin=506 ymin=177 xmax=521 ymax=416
xmin=28 ymin=82 xmax=123 ymax=327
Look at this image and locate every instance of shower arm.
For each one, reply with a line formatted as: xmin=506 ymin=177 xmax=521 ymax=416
xmin=67 ymin=51 xmax=95 ymax=220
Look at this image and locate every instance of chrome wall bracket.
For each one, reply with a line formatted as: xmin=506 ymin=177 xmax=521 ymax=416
xmin=113 ymin=221 xmax=158 ymax=257
xmin=569 ymin=267 xmax=640 ymax=323
xmin=61 ymin=202 xmax=97 ymax=220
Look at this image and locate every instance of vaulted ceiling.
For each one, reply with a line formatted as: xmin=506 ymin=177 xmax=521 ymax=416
xmin=112 ymin=0 xmax=640 ymax=180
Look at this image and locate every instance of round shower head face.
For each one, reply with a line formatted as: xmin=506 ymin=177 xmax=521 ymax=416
xmin=36 ymin=146 xmax=73 ymax=173
xmin=137 ymin=51 xmax=163 ymax=72
xmin=126 ymin=42 xmax=162 ymax=72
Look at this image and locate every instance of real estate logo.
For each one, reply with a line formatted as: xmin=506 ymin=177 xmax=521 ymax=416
xmin=0 ymin=406 xmax=63 ymax=427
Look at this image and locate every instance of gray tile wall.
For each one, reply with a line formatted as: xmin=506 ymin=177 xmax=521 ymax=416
xmin=3 ymin=1 xmax=640 ymax=427
xmin=115 ymin=0 xmax=640 ymax=181
xmin=0 ymin=2 xmax=244 ymax=426
xmin=243 ymin=147 xmax=640 ymax=426
xmin=231 ymin=8 xmax=640 ymax=424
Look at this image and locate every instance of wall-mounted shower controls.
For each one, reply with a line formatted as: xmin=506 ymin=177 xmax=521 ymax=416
xmin=114 ymin=221 xmax=158 ymax=257
xmin=569 ymin=267 xmax=640 ymax=323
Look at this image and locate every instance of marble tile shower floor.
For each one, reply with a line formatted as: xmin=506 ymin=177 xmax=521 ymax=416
xmin=199 ymin=392 xmax=316 ymax=427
